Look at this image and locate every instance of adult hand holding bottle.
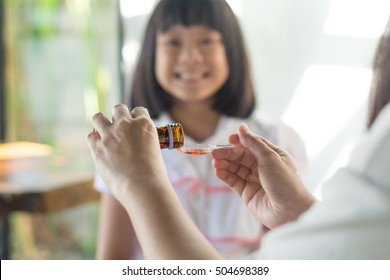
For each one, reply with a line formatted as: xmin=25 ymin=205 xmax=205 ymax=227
xmin=87 ymin=104 xmax=221 ymax=259
xmin=87 ymin=105 xmax=169 ymax=202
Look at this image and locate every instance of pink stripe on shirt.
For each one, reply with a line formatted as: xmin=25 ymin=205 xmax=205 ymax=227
xmin=207 ymin=236 xmax=260 ymax=244
xmin=205 ymin=185 xmax=233 ymax=193
xmin=171 ymin=177 xmax=233 ymax=194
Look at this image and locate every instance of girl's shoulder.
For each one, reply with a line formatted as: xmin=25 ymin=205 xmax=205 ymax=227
xmin=152 ymin=113 xmax=172 ymax=125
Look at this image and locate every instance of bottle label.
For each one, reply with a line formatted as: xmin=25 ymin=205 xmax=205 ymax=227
xmin=166 ymin=124 xmax=174 ymax=150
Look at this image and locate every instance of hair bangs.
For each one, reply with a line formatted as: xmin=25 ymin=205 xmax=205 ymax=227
xmin=156 ymin=0 xmax=223 ymax=33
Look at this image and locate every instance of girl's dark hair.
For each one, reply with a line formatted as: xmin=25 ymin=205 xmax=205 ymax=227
xmin=367 ymin=17 xmax=390 ymax=128
xmin=127 ymin=0 xmax=256 ymax=119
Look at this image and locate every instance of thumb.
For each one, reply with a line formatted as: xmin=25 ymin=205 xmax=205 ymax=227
xmin=238 ymin=124 xmax=275 ymax=161
xmin=239 ymin=124 xmax=300 ymax=176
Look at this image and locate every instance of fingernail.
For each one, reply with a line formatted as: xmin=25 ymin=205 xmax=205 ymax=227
xmin=240 ymin=123 xmax=250 ymax=133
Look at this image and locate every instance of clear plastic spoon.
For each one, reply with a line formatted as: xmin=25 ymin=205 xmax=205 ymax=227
xmin=177 ymin=144 xmax=232 ymax=155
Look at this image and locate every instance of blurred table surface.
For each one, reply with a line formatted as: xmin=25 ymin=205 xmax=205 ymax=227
xmin=0 ymin=141 xmax=100 ymax=259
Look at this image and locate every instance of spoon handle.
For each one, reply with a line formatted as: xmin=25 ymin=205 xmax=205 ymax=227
xmin=211 ymin=144 xmax=232 ymax=150
xmin=177 ymin=144 xmax=232 ymax=155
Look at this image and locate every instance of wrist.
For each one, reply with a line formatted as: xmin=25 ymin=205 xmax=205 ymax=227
xmin=290 ymin=190 xmax=317 ymax=222
xmin=115 ymin=175 xmax=172 ymax=208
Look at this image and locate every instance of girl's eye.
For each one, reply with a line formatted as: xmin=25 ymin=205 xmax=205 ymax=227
xmin=200 ymin=38 xmax=213 ymax=45
xmin=166 ymin=39 xmax=180 ymax=46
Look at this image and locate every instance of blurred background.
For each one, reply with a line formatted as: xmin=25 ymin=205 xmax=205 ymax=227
xmin=0 ymin=0 xmax=389 ymax=259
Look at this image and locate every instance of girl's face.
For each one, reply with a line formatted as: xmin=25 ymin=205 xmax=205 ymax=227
xmin=155 ymin=24 xmax=229 ymax=104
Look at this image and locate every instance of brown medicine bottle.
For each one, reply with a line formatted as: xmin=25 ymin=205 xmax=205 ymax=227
xmin=156 ymin=123 xmax=184 ymax=149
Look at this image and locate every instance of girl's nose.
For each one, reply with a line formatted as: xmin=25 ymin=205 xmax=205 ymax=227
xmin=178 ymin=44 xmax=204 ymax=63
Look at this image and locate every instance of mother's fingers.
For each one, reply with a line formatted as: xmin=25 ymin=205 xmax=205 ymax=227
xmin=131 ymin=106 xmax=151 ymax=118
xmin=111 ymin=104 xmax=131 ymax=122
xmin=214 ymin=156 xmax=255 ymax=182
xmin=91 ymin=112 xmax=111 ymax=137
xmin=86 ymin=129 xmax=101 ymax=143
xmin=238 ymin=124 xmax=276 ymax=159
xmin=213 ymin=165 xmax=246 ymax=195
xmin=211 ymin=145 xmax=257 ymax=171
